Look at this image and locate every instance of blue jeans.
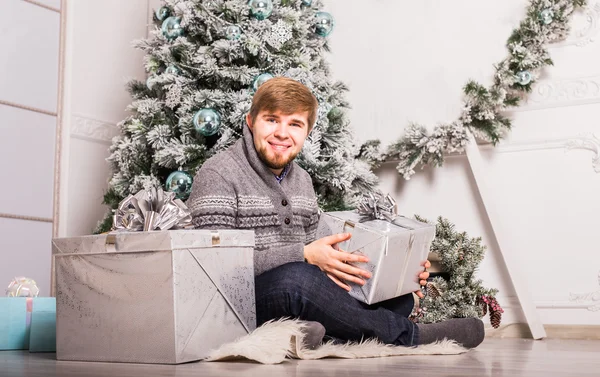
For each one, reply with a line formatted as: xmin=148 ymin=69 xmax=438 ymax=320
xmin=255 ymin=262 xmax=419 ymax=346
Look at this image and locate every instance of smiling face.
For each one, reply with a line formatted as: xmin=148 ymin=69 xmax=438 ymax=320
xmin=245 ymin=77 xmax=319 ymax=175
xmin=246 ymin=110 xmax=310 ymax=174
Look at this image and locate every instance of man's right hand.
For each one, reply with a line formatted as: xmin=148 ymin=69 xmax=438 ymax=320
xmin=304 ymin=233 xmax=372 ymax=291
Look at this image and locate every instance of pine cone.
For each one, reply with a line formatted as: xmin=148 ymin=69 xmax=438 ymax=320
xmin=409 ymin=307 xmax=424 ymax=323
xmin=490 ymin=310 xmax=502 ymax=329
xmin=426 ymin=282 xmax=441 ymax=299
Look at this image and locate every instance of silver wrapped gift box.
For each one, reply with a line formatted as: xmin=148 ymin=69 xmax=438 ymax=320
xmin=316 ymin=211 xmax=436 ymax=305
xmin=51 ymin=230 xmax=255 ymax=364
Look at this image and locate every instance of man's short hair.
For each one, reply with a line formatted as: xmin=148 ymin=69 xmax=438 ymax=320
xmin=248 ymin=77 xmax=319 ymax=131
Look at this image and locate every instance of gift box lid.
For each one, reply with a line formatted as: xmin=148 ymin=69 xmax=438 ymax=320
xmin=52 ymin=229 xmax=255 ymax=256
xmin=318 ymin=211 xmax=434 ymax=260
xmin=326 ymin=211 xmax=432 ymax=229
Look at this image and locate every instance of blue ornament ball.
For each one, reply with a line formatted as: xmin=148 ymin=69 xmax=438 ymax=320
xmin=162 ymin=16 xmax=184 ymax=40
xmin=165 ymin=65 xmax=180 ymax=75
xmin=515 ymin=70 xmax=532 ymax=86
xmin=193 ymin=108 xmax=221 ymax=137
xmin=252 ymin=73 xmax=274 ymax=92
xmin=155 ymin=6 xmax=171 ymax=21
xmin=225 ymin=25 xmax=242 ymax=40
xmin=165 ymin=170 xmax=193 ymax=200
xmin=539 ymin=9 xmax=554 ymax=25
xmin=315 ymin=11 xmax=334 ymax=37
xmin=248 ymin=0 xmax=273 ymax=20
xmin=301 ymin=0 xmax=312 ymax=6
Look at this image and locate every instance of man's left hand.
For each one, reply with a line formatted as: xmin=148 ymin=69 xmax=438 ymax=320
xmin=415 ymin=260 xmax=431 ymax=299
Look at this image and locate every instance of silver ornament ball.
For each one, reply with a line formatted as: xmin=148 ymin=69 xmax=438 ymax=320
xmin=249 ymin=0 xmax=273 ymax=20
xmin=165 ymin=170 xmax=193 ymax=200
xmin=165 ymin=65 xmax=180 ymax=75
xmin=315 ymin=11 xmax=335 ymax=37
xmin=515 ymin=70 xmax=532 ymax=86
xmin=193 ymin=108 xmax=222 ymax=137
xmin=225 ymin=25 xmax=242 ymax=40
xmin=252 ymin=73 xmax=274 ymax=92
xmin=155 ymin=6 xmax=171 ymax=21
xmin=162 ymin=16 xmax=184 ymax=40
xmin=539 ymin=9 xmax=554 ymax=25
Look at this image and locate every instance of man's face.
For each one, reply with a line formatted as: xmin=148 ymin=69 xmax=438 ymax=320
xmin=246 ymin=110 xmax=310 ymax=174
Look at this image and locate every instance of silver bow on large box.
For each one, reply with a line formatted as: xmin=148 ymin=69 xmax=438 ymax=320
xmin=112 ymin=187 xmax=192 ymax=231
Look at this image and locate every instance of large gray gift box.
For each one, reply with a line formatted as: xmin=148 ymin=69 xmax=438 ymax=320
xmin=316 ymin=211 xmax=436 ymax=305
xmin=51 ymin=230 xmax=255 ymax=364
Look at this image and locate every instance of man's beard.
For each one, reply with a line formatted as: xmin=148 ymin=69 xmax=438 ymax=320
xmin=256 ymin=144 xmax=298 ymax=170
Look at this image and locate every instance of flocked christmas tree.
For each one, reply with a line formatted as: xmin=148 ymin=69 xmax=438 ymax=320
xmin=97 ymin=0 xmax=503 ymax=326
xmin=96 ymin=0 xmax=378 ymax=233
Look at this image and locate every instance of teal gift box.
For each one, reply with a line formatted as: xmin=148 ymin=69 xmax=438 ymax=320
xmin=0 ymin=297 xmax=56 ymax=351
xmin=29 ymin=298 xmax=56 ymax=352
xmin=0 ymin=297 xmax=28 ymax=350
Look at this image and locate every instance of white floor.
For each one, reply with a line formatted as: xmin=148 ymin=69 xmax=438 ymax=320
xmin=2 ymin=338 xmax=599 ymax=377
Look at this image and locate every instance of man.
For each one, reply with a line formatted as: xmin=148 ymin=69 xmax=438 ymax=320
xmin=187 ymin=77 xmax=484 ymax=348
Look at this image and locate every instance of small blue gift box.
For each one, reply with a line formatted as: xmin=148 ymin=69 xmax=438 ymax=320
xmin=0 ymin=298 xmax=28 ymax=350
xmin=0 ymin=297 xmax=56 ymax=351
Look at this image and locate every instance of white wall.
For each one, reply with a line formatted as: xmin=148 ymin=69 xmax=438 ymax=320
xmin=326 ymin=0 xmax=600 ymax=326
xmin=0 ymin=0 xmax=61 ymax=297
xmin=59 ymin=0 xmax=150 ymax=237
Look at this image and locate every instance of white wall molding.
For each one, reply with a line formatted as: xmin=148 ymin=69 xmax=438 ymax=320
xmin=565 ymin=133 xmax=600 ymax=173
xmin=486 ymin=323 xmax=600 ymax=339
xmin=378 ymin=135 xmax=600 ymax=159
xmin=569 ymin=271 xmax=600 ymax=311
xmin=486 ymin=138 xmax=571 ymax=154
xmin=512 ymin=75 xmax=600 ymax=112
xmin=447 ymin=134 xmax=600 ymax=172
xmin=70 ymin=114 xmax=119 ymax=144
xmin=551 ymin=2 xmax=600 ymax=48
xmin=497 ymin=295 xmax=598 ymax=310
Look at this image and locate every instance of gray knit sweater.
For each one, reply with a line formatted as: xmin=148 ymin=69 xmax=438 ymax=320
xmin=187 ymin=124 xmax=319 ymax=275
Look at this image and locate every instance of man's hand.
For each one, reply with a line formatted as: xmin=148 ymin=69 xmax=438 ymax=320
xmin=304 ymin=233 xmax=372 ymax=292
xmin=415 ymin=260 xmax=431 ymax=299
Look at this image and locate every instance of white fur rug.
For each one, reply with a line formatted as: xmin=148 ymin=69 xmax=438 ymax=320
xmin=205 ymin=319 xmax=467 ymax=364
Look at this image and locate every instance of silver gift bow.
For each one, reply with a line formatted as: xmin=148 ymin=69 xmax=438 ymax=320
xmin=357 ymin=192 xmax=398 ymax=223
xmin=112 ymin=187 xmax=192 ymax=231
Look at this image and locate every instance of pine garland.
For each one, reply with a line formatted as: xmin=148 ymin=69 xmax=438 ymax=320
xmin=361 ymin=0 xmax=587 ymax=179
